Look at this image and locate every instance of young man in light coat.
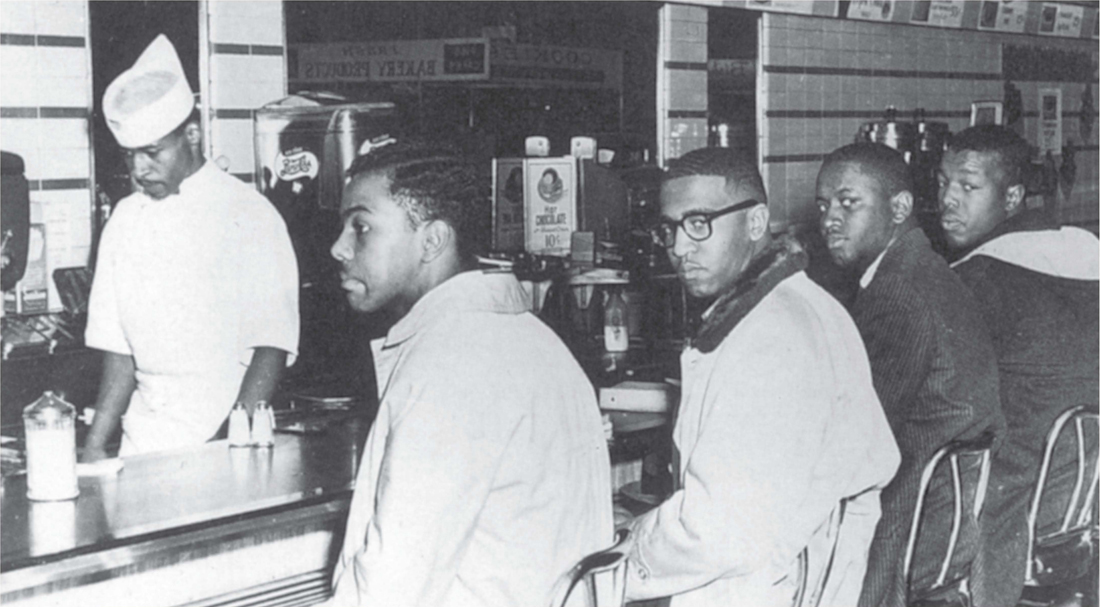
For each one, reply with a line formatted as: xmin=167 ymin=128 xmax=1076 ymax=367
xmin=324 ymin=139 xmax=613 ymax=606
xmin=622 ymin=147 xmax=900 ymax=606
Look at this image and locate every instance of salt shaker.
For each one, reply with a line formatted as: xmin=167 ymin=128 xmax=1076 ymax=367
xmin=251 ymin=401 xmax=275 ymax=448
xmin=227 ymin=402 xmax=251 ymax=447
xmin=23 ymin=391 xmax=79 ymax=501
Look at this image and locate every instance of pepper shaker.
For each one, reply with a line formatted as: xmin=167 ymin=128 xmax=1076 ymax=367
xmin=251 ymin=401 xmax=275 ymax=448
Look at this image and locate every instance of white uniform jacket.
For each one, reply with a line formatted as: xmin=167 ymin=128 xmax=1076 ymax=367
xmin=625 ymin=272 xmax=900 ymax=606
xmin=85 ymin=162 xmax=299 ymax=455
xmin=329 ymin=271 xmax=614 ymax=607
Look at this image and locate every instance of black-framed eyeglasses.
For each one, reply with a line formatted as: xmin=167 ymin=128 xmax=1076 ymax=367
xmin=648 ymin=199 xmax=761 ymax=248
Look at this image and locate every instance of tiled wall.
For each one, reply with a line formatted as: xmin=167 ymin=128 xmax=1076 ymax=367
xmin=658 ymin=4 xmax=709 ymax=165
xmin=202 ymin=1 xmax=286 ymax=183
xmin=758 ymin=12 xmax=1099 ymax=230
xmin=0 ymin=1 xmax=93 ymax=312
xmin=0 ymin=2 xmax=287 ymax=312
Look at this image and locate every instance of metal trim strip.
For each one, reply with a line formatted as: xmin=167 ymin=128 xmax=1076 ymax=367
xmin=0 ymin=34 xmax=85 ymax=47
xmin=1 ymin=107 xmax=89 ymax=119
xmin=0 ymin=496 xmax=349 ymax=595
xmin=39 ymin=107 xmax=89 ymax=119
xmin=181 ymin=570 xmax=330 ymax=607
xmin=765 ymin=109 xmax=970 ymax=119
xmin=0 ymin=107 xmax=38 ymax=118
xmin=664 ymin=61 xmax=707 ymax=71
xmin=763 ymin=64 xmax=1002 ymax=81
xmin=251 ymin=45 xmax=285 ymax=56
xmin=211 ymin=43 xmax=284 ymax=56
xmin=0 ymin=33 xmax=36 ymax=46
xmin=36 ymin=35 xmax=85 ymax=48
xmin=668 ymin=110 xmax=708 ymax=119
xmin=26 ymin=179 xmax=90 ymax=191
xmin=214 ymin=108 xmax=254 ymax=120
xmin=213 ymin=43 xmax=250 ymax=55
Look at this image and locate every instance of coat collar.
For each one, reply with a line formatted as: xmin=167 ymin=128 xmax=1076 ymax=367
xmin=948 ymin=208 xmax=1054 ymax=262
xmin=693 ymin=234 xmax=808 ymax=353
xmin=382 ymin=270 xmax=531 ymax=348
xmin=861 ymin=226 xmax=929 ymax=289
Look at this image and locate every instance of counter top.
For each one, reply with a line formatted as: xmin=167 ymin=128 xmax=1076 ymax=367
xmin=1 ymin=417 xmax=369 ymax=571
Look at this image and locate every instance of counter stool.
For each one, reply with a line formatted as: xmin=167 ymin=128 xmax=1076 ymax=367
xmin=1021 ymin=405 xmax=1099 ymax=607
xmin=549 ymin=529 xmax=632 ymax=607
xmin=904 ymin=432 xmax=995 ymax=607
xmin=793 ymin=500 xmax=846 ymax=607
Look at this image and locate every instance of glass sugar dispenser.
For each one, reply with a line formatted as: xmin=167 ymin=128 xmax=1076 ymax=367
xmin=23 ymin=391 xmax=80 ymax=501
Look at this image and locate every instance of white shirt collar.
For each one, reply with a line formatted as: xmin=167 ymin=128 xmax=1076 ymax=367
xmin=859 ymin=241 xmax=893 ymax=289
xmin=178 ymin=160 xmax=213 ymax=196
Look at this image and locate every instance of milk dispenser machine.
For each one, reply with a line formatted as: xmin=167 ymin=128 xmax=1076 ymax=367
xmin=253 ymin=97 xmax=399 ymax=394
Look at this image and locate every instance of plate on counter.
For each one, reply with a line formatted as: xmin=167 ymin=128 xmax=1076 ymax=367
xmin=290 ymin=395 xmax=356 ymax=410
xmin=618 ymin=480 xmax=662 ymax=506
xmin=605 ymin=411 xmax=668 ymax=434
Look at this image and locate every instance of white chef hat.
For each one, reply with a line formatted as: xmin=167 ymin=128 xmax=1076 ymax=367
xmin=103 ymin=34 xmax=196 ymax=148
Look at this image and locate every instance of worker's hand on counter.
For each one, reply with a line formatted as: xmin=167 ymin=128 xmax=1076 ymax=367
xmin=79 ymin=446 xmax=110 ymax=464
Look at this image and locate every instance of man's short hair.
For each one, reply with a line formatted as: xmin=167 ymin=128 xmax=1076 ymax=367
xmin=346 ymin=138 xmax=488 ymax=260
xmin=946 ymin=125 xmax=1030 ymax=189
xmin=664 ymin=147 xmax=767 ymax=206
xmin=822 ymin=142 xmax=912 ymax=199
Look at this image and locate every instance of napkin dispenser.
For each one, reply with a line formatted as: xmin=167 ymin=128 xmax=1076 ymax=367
xmin=599 ymin=381 xmax=672 ymax=413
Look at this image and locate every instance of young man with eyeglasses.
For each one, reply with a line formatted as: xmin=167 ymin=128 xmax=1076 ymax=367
xmin=622 ymin=147 xmax=900 ymax=606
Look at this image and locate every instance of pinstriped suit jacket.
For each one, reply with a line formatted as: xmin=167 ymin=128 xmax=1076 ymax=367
xmin=849 ymin=227 xmax=1004 ymax=607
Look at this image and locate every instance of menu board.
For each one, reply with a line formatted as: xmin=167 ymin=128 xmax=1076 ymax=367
xmin=911 ymin=1 xmax=966 ymax=28
xmin=978 ymin=1 xmax=1028 ymax=33
xmin=1039 ymin=3 xmax=1084 ymax=38
xmin=1038 ymin=88 xmax=1063 ymax=154
xmin=847 ymin=0 xmax=895 ymax=22
xmin=524 ymin=157 xmax=577 ymax=256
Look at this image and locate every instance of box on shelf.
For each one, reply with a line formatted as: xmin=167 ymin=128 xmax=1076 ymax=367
xmin=490 ymin=156 xmax=627 ymax=256
xmin=491 ymin=158 xmax=526 ymax=252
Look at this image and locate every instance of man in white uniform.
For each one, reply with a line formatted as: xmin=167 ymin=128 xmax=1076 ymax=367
xmin=83 ymin=35 xmax=299 ymax=459
xmin=325 ymin=139 xmax=613 ymax=606
xmin=624 ymin=148 xmax=900 ymax=606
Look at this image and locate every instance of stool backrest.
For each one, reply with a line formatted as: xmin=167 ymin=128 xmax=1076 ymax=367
xmin=1025 ymin=405 xmax=1100 ymax=583
xmin=793 ymin=500 xmax=847 ymax=607
xmin=548 ymin=529 xmax=632 ymax=607
xmin=903 ymin=431 xmax=995 ymax=598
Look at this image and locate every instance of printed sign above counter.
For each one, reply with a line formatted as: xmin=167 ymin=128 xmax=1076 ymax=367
xmin=290 ymin=39 xmax=622 ymax=91
xmin=290 ymin=38 xmax=490 ymax=83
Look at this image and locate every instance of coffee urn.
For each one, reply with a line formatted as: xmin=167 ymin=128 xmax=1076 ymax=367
xmin=856 ymin=107 xmax=951 ymax=253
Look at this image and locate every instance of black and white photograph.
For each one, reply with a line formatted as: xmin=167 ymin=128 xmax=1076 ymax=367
xmin=0 ymin=1 xmax=1097 ymax=607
